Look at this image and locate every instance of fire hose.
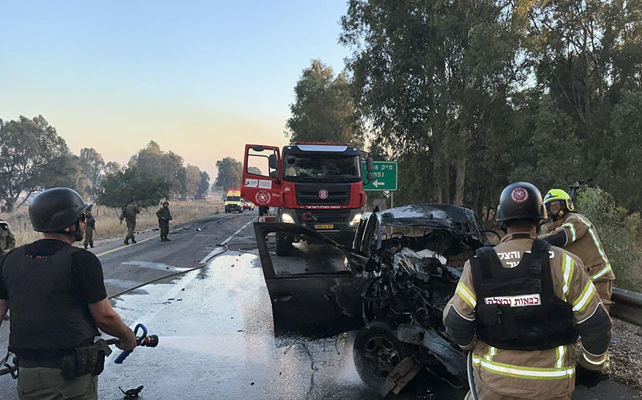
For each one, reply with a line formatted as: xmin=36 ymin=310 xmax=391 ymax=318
xmin=0 ymin=323 xmax=158 ymax=378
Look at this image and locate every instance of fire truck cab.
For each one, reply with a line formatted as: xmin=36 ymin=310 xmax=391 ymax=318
xmin=242 ymin=143 xmax=373 ymax=255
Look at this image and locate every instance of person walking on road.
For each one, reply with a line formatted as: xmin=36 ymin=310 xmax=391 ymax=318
xmin=444 ymin=182 xmax=612 ymax=400
xmin=539 ymin=189 xmax=616 ymax=311
xmin=0 ymin=187 xmax=136 ymax=400
xmin=84 ymin=204 xmax=96 ymax=249
xmin=156 ymin=201 xmax=172 ymax=242
xmin=0 ymin=220 xmax=15 ymax=256
xmin=119 ymin=199 xmax=140 ymax=245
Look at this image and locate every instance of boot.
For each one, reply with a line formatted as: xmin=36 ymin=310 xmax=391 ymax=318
xmin=131 ymin=239 xmax=137 ymax=244
xmin=124 ymin=239 xmax=129 ymax=245
xmin=84 ymin=244 xmax=88 ymax=249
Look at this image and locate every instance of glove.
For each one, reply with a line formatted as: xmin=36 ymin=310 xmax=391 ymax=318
xmin=575 ymin=365 xmax=602 ymax=388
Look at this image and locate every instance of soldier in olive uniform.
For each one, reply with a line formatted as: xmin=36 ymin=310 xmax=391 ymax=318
xmin=119 ymin=200 xmax=140 ymax=245
xmin=156 ymin=201 xmax=172 ymax=242
xmin=0 ymin=220 xmax=16 ymax=256
xmin=84 ymin=205 xmax=96 ymax=249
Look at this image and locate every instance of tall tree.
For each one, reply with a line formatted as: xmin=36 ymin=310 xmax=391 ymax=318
xmin=0 ymin=115 xmax=75 ymax=211
xmin=129 ymin=141 xmax=187 ymax=199
xmin=185 ymin=164 xmax=202 ymax=200
xmin=214 ymin=157 xmax=242 ymax=190
xmin=341 ymin=0 xmax=524 ymax=205
xmin=78 ymin=148 xmax=105 ymax=201
xmin=196 ymin=171 xmax=210 ymax=200
xmin=286 ymin=60 xmax=364 ymax=146
xmin=98 ymin=165 xmax=171 ymax=208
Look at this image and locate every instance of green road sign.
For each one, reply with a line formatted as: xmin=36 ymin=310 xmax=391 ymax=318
xmin=362 ymin=161 xmax=397 ymax=191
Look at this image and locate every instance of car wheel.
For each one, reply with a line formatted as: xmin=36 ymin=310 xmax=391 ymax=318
xmin=275 ymin=232 xmax=294 ymax=256
xmin=353 ymin=321 xmax=412 ymax=389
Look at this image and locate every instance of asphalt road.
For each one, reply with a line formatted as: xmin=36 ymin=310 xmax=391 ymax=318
xmin=1 ymin=211 xmax=640 ymax=399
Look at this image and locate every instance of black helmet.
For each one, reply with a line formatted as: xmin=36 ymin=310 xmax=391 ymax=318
xmin=496 ymin=182 xmax=547 ymax=222
xmin=29 ymin=188 xmax=89 ymax=232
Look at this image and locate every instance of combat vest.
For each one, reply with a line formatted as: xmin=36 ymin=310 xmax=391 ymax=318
xmin=470 ymin=239 xmax=575 ymax=351
xmin=2 ymin=244 xmax=99 ymax=350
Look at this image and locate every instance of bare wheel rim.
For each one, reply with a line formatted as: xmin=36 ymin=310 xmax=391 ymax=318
xmin=362 ymin=335 xmax=402 ymax=380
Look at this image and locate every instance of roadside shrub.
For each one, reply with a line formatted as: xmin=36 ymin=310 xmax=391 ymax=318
xmin=575 ymin=187 xmax=642 ymax=291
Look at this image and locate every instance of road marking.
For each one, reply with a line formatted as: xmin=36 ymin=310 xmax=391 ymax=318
xmin=221 ymin=217 xmax=257 ymax=246
xmin=200 ymin=217 xmax=257 ymax=264
xmin=95 ymin=236 xmax=155 ymax=257
xmin=104 ymin=279 xmax=143 ymax=289
xmin=94 ymin=214 xmax=234 ymax=258
xmin=121 ymin=261 xmax=189 ymax=271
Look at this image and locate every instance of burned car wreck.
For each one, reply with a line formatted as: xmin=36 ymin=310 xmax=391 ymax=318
xmin=254 ymin=204 xmax=495 ymax=397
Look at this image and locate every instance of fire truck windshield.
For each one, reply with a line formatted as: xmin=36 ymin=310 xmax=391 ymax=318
xmin=283 ymin=155 xmax=360 ymax=182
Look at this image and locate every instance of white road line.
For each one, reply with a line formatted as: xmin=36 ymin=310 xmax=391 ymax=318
xmin=103 ymin=279 xmax=142 ymax=289
xmin=199 ymin=217 xmax=257 ymax=264
xmin=221 ymin=217 xmax=257 ymax=245
xmin=121 ymin=261 xmax=190 ymax=271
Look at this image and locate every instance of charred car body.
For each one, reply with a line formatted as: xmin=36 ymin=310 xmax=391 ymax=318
xmin=254 ymin=204 xmax=495 ymax=396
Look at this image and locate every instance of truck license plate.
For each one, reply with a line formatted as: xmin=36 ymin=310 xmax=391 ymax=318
xmin=315 ymin=224 xmax=334 ymax=230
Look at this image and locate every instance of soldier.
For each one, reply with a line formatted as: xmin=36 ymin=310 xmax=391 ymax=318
xmin=539 ymin=189 xmax=616 ymax=311
xmin=444 ymin=182 xmax=612 ymax=400
xmin=0 ymin=187 xmax=136 ymax=400
xmin=119 ymin=200 xmax=140 ymax=245
xmin=156 ymin=201 xmax=172 ymax=242
xmin=1 ymin=219 xmax=16 ymax=255
xmin=84 ymin=204 xmax=96 ymax=249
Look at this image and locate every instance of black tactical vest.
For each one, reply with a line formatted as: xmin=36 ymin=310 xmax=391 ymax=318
xmin=470 ymin=239 xmax=575 ymax=351
xmin=2 ymin=244 xmax=99 ymax=350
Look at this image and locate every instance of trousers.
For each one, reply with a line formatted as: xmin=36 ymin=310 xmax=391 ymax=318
xmin=17 ymin=367 xmax=97 ymax=400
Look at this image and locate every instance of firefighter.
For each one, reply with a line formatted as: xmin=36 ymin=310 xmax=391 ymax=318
xmin=443 ymin=182 xmax=612 ymax=400
xmin=0 ymin=188 xmax=136 ymax=400
xmin=539 ymin=189 xmax=615 ymax=311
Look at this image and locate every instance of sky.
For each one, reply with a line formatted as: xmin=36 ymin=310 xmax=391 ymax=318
xmin=0 ymin=0 xmax=352 ymax=180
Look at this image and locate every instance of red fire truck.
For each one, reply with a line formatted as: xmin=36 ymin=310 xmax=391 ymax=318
xmin=241 ymin=143 xmax=373 ymax=255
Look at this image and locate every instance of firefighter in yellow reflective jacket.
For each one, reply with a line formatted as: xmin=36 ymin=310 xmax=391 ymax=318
xmin=444 ymin=183 xmax=612 ymax=400
xmin=539 ymin=189 xmax=615 ymax=311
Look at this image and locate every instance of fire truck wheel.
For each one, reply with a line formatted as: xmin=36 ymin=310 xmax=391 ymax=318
xmin=275 ymin=233 xmax=294 ymax=256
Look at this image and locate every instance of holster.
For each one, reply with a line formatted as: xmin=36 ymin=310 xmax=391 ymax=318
xmin=60 ymin=340 xmax=111 ymax=381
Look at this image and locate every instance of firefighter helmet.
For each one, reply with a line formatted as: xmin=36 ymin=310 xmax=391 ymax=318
xmin=543 ymin=189 xmax=574 ymax=212
xmin=496 ymin=182 xmax=547 ymax=222
xmin=29 ymin=188 xmax=89 ymax=232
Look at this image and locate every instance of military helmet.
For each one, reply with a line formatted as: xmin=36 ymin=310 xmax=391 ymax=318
xmin=496 ymin=182 xmax=547 ymax=222
xmin=29 ymin=188 xmax=89 ymax=232
xmin=543 ymin=189 xmax=574 ymax=212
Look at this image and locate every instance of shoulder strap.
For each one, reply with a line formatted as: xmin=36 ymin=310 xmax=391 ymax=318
xmin=474 ymin=246 xmax=497 ymax=280
xmin=528 ymin=239 xmax=550 ymax=276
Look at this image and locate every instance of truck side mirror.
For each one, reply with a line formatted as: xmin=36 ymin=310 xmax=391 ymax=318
xmin=269 ymin=154 xmax=278 ymax=170
xmin=367 ymin=172 xmax=375 ymax=182
xmin=366 ymin=157 xmax=374 ymax=172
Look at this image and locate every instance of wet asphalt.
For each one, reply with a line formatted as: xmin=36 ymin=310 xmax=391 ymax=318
xmin=0 ymin=211 xmax=640 ymax=399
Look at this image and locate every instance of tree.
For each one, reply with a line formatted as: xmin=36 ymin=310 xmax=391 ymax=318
xmin=78 ymin=148 xmax=105 ymax=201
xmin=196 ymin=171 xmax=210 ymax=200
xmin=214 ymin=157 xmax=242 ymax=190
xmin=98 ymin=165 xmax=171 ymax=208
xmin=0 ymin=115 xmax=76 ymax=211
xmin=341 ymin=0 xmax=524 ymax=205
xmin=185 ymin=164 xmax=201 ymax=199
xmin=286 ymin=60 xmax=364 ymax=146
xmin=129 ymin=141 xmax=187 ymax=199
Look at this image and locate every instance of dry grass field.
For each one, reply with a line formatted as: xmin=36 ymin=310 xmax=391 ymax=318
xmin=1 ymin=201 xmax=223 ymax=246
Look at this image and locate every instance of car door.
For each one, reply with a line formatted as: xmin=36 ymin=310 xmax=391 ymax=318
xmin=254 ymin=222 xmax=368 ymax=338
xmin=242 ymin=144 xmax=282 ymax=208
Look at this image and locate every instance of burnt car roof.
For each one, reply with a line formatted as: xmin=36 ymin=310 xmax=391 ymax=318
xmin=365 ymin=203 xmax=481 ymax=229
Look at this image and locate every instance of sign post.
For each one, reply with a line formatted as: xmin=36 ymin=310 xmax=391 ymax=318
xmin=361 ymin=161 xmax=398 ymax=191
